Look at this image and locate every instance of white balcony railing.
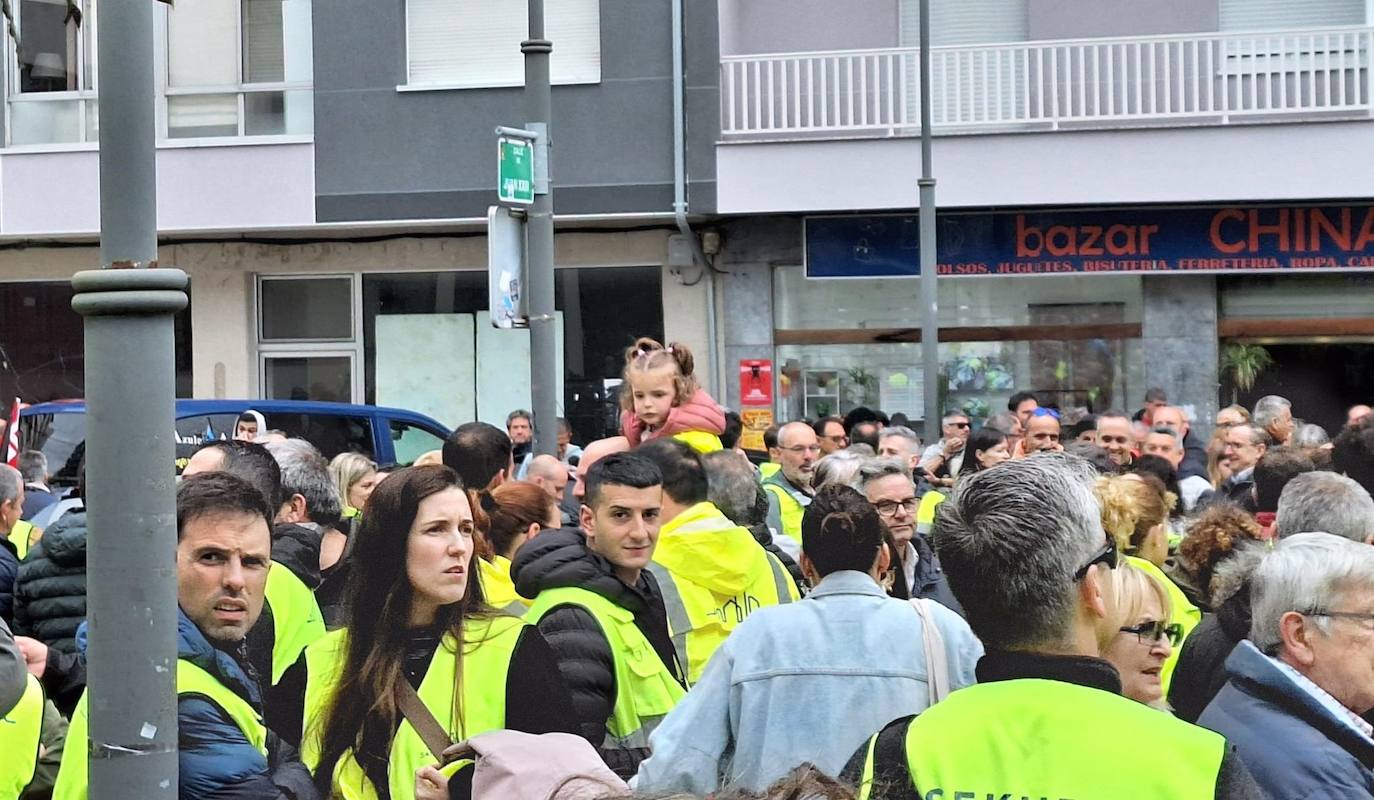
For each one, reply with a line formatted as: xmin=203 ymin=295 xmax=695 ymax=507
xmin=720 ymin=26 xmax=1374 ymax=140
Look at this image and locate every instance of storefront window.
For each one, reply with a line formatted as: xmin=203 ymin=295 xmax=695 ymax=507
xmin=773 ymin=267 xmax=1144 ymax=424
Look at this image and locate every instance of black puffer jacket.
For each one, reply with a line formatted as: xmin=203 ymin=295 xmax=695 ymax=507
xmin=0 ymin=539 xmax=16 ymax=625
xmin=510 ymin=527 xmax=683 ymax=780
xmin=1170 ymin=580 xmax=1252 ymax=724
xmin=272 ymin=522 xmax=322 ymax=590
xmin=12 ymin=511 xmax=88 ymax=653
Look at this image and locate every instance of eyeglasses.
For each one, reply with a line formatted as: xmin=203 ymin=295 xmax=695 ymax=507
xmin=1031 ymin=407 xmax=1061 ymax=420
xmin=1120 ymin=620 xmax=1184 ymax=647
xmin=1302 ymin=610 xmax=1374 ymax=628
xmin=874 ymin=497 xmax=919 ymax=518
xmin=782 ymin=444 xmax=823 ymax=455
xmin=1073 ymin=539 xmax=1118 ymax=580
xmin=825 ymin=435 xmax=849 ymax=445
xmin=947 ymin=421 xmax=971 ymax=429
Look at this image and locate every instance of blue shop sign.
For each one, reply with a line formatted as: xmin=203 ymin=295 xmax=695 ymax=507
xmin=804 ymin=206 xmax=1374 ymax=278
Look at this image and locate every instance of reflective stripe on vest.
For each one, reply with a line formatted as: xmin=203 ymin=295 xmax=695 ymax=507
xmin=854 ymin=679 xmax=1224 ymax=800
xmin=478 ymin=555 xmax=533 ymax=616
xmin=647 ymin=551 xmax=797 ymax=687
xmin=914 ymin=491 xmax=945 ymax=537
xmin=526 ymin=586 xmax=685 ymax=750
xmin=762 ymin=482 xmax=806 ymax=545
xmin=7 ymin=519 xmax=35 ymax=561
xmin=54 ymin=660 xmax=267 ymax=800
xmin=265 ymin=562 xmax=327 ymax=684
xmin=0 ymin=673 xmax=44 ymax=798
xmin=301 ymin=615 xmax=526 ymax=800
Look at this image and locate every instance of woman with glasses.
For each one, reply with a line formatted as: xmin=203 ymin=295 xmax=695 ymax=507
xmin=1101 ymin=562 xmax=1180 ymax=709
xmin=474 ymin=481 xmax=562 ymax=614
xmin=1096 ymin=473 xmax=1201 ymax=697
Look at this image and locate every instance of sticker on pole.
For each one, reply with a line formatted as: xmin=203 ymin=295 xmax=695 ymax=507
xmin=497 ymin=133 xmax=535 ymax=206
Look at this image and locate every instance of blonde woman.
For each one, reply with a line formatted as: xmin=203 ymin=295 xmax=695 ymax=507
xmin=322 ymin=453 xmax=379 ymax=573
xmin=1100 ymin=563 xmax=1180 ymax=708
xmin=1095 ymin=473 xmax=1200 ymax=696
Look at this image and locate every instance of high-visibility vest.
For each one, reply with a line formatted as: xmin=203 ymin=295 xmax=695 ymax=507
xmin=852 ymin=679 xmax=1225 ymax=800
xmin=759 ymin=462 xmax=781 ymax=479
xmin=914 ymin=490 xmax=945 ymax=537
xmin=526 ymin=586 xmax=685 ymax=749
xmin=479 ymin=555 xmax=531 ymax=615
xmin=55 ymin=659 xmax=267 ymax=800
xmin=671 ymin=430 xmax=723 ymax=454
xmin=1126 ymin=555 xmax=1202 ymax=695
xmin=264 ymin=562 xmax=327 ymax=684
xmin=301 ymin=615 xmax=526 ymax=800
xmin=648 ymin=502 xmax=799 ymax=685
xmin=761 ymin=473 xmax=809 ymax=547
xmin=7 ymin=519 xmax=36 ymax=560
xmin=0 ymin=673 xmax=44 ymax=798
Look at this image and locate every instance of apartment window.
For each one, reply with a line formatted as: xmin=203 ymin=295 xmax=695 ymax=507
xmin=165 ymin=0 xmax=313 ymax=138
xmin=8 ymin=0 xmax=99 ymax=144
xmin=405 ymin=0 xmax=600 ymax=89
xmin=1220 ymin=0 xmax=1363 ymax=32
xmin=258 ymin=275 xmax=361 ymax=404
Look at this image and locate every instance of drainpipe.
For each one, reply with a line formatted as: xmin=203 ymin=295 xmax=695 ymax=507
xmin=671 ymin=0 xmax=723 ymax=397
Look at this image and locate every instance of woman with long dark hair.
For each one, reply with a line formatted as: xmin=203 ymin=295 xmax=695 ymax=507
xmin=961 ymin=426 xmax=1013 ymax=476
xmin=301 ymin=465 xmax=577 ymax=800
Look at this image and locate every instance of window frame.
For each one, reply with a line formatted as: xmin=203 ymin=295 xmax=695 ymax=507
xmin=254 ymin=273 xmax=364 ymax=403
xmin=6 ymin=0 xmax=99 ymax=145
xmin=400 ymin=0 xmax=601 ymax=92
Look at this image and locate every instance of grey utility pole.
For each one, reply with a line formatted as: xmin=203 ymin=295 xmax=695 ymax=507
xmin=917 ymin=0 xmax=941 ymax=446
xmin=523 ymin=0 xmax=557 ymax=456
xmin=71 ymin=1 xmax=186 ymax=797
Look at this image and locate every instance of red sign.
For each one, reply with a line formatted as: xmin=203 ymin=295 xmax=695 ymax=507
xmin=739 ymin=360 xmax=773 ymax=407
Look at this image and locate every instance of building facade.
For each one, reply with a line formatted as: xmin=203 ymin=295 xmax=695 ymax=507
xmin=2 ymin=0 xmax=1372 ymax=442
xmin=0 ymin=0 xmax=721 ymax=442
xmin=714 ymin=0 xmax=1374 ymax=436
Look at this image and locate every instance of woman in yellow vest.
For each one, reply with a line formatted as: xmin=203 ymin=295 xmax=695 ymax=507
xmin=473 ymin=481 xmax=560 ymax=614
xmin=322 ymin=452 xmax=380 ymax=572
xmin=301 ymin=465 xmax=578 ymax=800
xmin=1096 ymin=473 xmax=1202 ymax=695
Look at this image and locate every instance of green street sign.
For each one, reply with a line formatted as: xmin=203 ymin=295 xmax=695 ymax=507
xmin=497 ymin=134 xmax=535 ymax=206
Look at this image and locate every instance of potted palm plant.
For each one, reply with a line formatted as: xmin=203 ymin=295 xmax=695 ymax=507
xmin=1220 ymin=343 xmax=1274 ymax=406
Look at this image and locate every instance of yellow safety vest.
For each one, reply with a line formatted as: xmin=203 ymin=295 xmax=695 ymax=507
xmin=301 ymin=615 xmax=526 ymax=800
xmin=55 ymin=660 xmax=268 ymax=800
xmin=7 ymin=519 xmax=37 ymax=561
xmin=914 ymin=490 xmax=945 ymax=537
xmin=478 ymin=555 xmax=531 ymax=615
xmin=1127 ymin=555 xmax=1202 ymax=695
xmin=0 ymin=673 xmax=44 ymax=798
xmin=761 ymin=473 xmax=808 ymax=547
xmin=671 ymin=430 xmax=723 ymax=454
xmin=526 ymin=586 xmax=684 ymax=749
xmin=853 ymin=679 xmax=1224 ymax=800
xmin=648 ymin=502 xmax=799 ymax=685
xmin=265 ymin=562 xmax=327 ymax=684
xmin=759 ymin=462 xmax=781 ymax=479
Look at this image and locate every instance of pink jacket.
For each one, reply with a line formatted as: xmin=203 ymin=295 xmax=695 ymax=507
xmin=621 ymin=389 xmax=726 ymax=447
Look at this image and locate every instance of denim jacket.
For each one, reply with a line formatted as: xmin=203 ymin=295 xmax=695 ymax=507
xmin=633 ymin=570 xmax=982 ymax=795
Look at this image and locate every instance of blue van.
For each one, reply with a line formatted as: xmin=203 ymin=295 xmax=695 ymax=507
xmin=19 ymin=399 xmax=452 ymax=485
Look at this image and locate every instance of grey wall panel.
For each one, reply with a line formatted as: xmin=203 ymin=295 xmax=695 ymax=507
xmin=719 ymin=0 xmax=900 ymax=56
xmin=1029 ymin=0 xmax=1218 ymax=39
xmin=314 ymin=0 xmax=717 ymax=222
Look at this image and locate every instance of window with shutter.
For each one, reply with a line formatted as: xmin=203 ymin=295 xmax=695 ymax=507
xmin=1220 ymin=0 xmax=1363 ymax=32
xmin=405 ymin=0 xmax=601 ymax=89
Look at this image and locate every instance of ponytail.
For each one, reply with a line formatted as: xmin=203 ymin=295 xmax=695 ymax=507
xmin=621 ymin=336 xmax=699 ymax=412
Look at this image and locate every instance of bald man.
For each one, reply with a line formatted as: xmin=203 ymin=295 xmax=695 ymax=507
xmin=527 ymin=453 xmax=575 ymax=526
xmin=572 ymin=436 xmax=630 ymax=502
xmin=1348 ymin=404 xmax=1372 ymax=429
xmin=762 ymin=422 xmax=818 ymax=556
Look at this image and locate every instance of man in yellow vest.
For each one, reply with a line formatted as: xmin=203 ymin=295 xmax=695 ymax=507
xmin=842 ymin=453 xmax=1262 ymax=800
xmin=55 ymin=472 xmax=314 ymax=799
xmin=2 ymin=463 xmax=40 ymax=623
xmin=638 ymin=439 xmax=799 ymax=686
xmin=1 ymin=615 xmax=55 ymax=798
xmin=514 ymin=451 xmax=686 ymax=780
xmin=762 ymin=422 xmax=819 ymax=559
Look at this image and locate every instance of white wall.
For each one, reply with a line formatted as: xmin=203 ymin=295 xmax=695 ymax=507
xmin=718 ymin=121 xmax=1374 ymax=214
xmin=0 ymin=142 xmax=315 ymax=235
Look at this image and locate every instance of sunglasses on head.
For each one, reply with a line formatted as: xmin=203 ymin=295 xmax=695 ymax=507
xmin=1073 ymin=539 xmax=1118 ymax=580
xmin=1031 ymin=407 xmax=1061 ymax=420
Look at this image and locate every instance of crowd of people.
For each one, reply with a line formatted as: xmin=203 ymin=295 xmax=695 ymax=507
xmin=4 ymin=338 xmax=1374 ymax=799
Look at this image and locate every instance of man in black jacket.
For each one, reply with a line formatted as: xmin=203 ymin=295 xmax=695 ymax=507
xmin=512 ymin=453 xmax=685 ymax=779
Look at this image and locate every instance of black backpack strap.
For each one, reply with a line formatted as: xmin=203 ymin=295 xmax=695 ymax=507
xmin=841 ymin=715 xmax=920 ymax=800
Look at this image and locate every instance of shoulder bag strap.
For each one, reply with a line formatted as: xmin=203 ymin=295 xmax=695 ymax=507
xmin=909 ymin=598 xmax=951 ymax=705
xmin=395 ymin=679 xmax=457 ymax=764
